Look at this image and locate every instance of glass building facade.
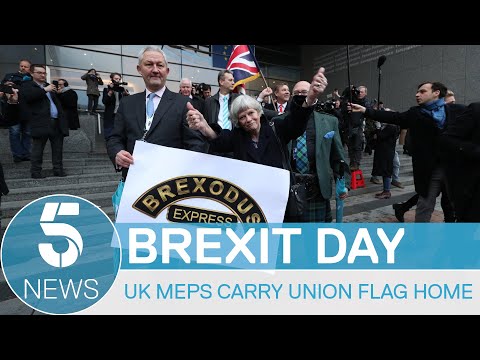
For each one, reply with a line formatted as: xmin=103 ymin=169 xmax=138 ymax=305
xmin=0 ymin=45 xmax=301 ymax=111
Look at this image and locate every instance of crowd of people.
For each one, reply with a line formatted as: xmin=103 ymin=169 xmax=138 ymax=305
xmin=1 ymin=46 xmax=479 ymax=224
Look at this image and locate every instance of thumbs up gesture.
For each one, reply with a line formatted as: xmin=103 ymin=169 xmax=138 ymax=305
xmin=186 ymin=101 xmax=207 ymax=132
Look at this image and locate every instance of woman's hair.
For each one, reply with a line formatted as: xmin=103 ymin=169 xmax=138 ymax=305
xmin=59 ymin=78 xmax=68 ymax=87
xmin=88 ymin=68 xmax=96 ymax=73
xmin=230 ymin=95 xmax=263 ymax=128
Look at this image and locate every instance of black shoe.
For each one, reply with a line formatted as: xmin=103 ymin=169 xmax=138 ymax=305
xmin=13 ymin=157 xmax=22 ymax=163
xmin=53 ymin=170 xmax=67 ymax=177
xmin=392 ymin=203 xmax=405 ymax=223
xmin=31 ymin=173 xmax=46 ymax=179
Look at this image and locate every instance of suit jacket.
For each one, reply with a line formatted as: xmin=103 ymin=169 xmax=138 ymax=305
xmin=264 ymin=101 xmax=290 ymax=114
xmin=106 ymin=87 xmax=208 ymax=179
xmin=204 ymin=91 xmax=241 ymax=131
xmin=19 ymin=81 xmax=68 ymax=138
xmin=287 ymin=111 xmax=350 ymax=199
xmin=189 ymin=95 xmax=205 ymax=115
xmin=312 ymin=112 xmax=350 ymax=199
xmin=365 ymin=104 xmax=465 ymax=197
xmin=439 ymin=102 xmax=480 ymax=221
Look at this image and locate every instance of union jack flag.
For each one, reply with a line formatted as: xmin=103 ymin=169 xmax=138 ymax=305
xmin=226 ymin=45 xmax=261 ymax=93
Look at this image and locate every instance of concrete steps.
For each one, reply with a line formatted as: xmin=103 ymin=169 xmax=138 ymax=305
xmin=1 ymin=150 xmax=119 ymax=230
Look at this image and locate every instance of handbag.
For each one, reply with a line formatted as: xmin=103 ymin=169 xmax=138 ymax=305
xmin=269 ymin=122 xmax=307 ymax=220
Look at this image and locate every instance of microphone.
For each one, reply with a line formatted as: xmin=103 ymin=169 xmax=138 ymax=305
xmin=377 ymin=55 xmax=387 ymax=68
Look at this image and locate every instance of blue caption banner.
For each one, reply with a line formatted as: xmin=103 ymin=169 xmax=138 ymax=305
xmin=115 ymin=223 xmax=480 ymax=270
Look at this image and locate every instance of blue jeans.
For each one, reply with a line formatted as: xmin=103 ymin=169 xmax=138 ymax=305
xmin=9 ymin=123 xmax=31 ymax=160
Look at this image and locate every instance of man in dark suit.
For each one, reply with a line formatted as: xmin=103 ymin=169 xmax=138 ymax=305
xmin=351 ymin=81 xmax=465 ymax=222
xmin=20 ymin=64 xmax=69 ymax=179
xmin=106 ymin=46 xmax=207 ymax=181
xmin=203 ymin=70 xmax=241 ymax=132
xmin=203 ymin=69 xmax=241 ymax=157
xmin=264 ymin=82 xmax=291 ymax=114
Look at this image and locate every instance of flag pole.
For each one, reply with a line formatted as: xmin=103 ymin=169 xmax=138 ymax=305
xmin=247 ymin=45 xmax=277 ymax=112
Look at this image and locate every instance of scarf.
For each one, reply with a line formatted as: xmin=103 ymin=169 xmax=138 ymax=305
xmin=420 ymin=98 xmax=446 ymax=129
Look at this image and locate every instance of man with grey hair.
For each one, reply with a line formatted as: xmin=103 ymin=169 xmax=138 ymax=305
xmin=107 ymin=46 xmax=208 ymax=181
xmin=179 ymin=77 xmax=205 ymax=114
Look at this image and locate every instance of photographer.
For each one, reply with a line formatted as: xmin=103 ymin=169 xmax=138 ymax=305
xmin=340 ymin=85 xmax=372 ymax=171
xmin=102 ymin=72 xmax=129 ymax=141
xmin=196 ymin=83 xmax=211 ymax=100
xmin=81 ymin=68 xmax=103 ymax=114
xmin=2 ymin=59 xmax=33 ymax=163
xmin=1 ymin=88 xmax=20 ymax=222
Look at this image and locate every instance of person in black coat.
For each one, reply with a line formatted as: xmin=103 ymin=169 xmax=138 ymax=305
xmin=102 ymin=72 xmax=129 ymax=141
xmin=350 ymin=81 xmax=465 ymax=222
xmin=20 ymin=64 xmax=69 ymax=179
xmin=371 ymin=121 xmax=399 ymax=199
xmin=439 ymin=102 xmax=480 ymax=222
xmin=0 ymin=88 xmax=20 ymax=225
xmin=56 ymin=79 xmax=80 ymax=130
xmin=187 ymin=67 xmax=328 ymax=221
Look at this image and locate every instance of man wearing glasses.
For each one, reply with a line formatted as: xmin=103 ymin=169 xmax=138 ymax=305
xmin=20 ymin=64 xmax=69 ymax=179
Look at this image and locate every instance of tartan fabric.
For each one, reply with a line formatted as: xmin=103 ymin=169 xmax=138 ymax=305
xmin=296 ymin=131 xmax=309 ymax=174
xmin=300 ymin=196 xmax=332 ymax=223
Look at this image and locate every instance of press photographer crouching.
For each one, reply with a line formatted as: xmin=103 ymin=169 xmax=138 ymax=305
xmin=102 ymin=72 xmax=129 ymax=141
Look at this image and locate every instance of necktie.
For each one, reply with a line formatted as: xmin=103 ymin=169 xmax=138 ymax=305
xmin=296 ymin=131 xmax=309 ymax=174
xmin=147 ymin=93 xmax=156 ymax=118
xmin=222 ymin=96 xmax=230 ymax=130
xmin=278 ymin=103 xmax=283 ymax=113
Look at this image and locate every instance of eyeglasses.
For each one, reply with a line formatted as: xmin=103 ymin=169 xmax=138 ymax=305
xmin=33 ymin=71 xmax=46 ymax=75
xmin=293 ymin=90 xmax=308 ymax=96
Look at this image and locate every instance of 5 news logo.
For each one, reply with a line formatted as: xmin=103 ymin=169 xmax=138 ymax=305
xmin=1 ymin=195 xmax=120 ymax=315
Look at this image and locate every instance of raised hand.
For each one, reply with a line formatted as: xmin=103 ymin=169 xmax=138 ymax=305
xmin=307 ymin=67 xmax=327 ymax=105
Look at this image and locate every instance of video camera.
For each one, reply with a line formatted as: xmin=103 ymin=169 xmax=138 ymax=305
xmin=315 ymin=99 xmax=336 ymax=114
xmin=0 ymin=84 xmax=15 ymax=94
xmin=110 ymin=80 xmax=128 ymax=92
xmin=341 ymin=85 xmax=361 ymax=104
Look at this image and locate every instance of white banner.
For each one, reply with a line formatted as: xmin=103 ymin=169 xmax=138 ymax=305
xmin=116 ymin=141 xmax=290 ymax=224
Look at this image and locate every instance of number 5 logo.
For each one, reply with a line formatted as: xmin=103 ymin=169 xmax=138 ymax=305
xmin=38 ymin=202 xmax=83 ymax=268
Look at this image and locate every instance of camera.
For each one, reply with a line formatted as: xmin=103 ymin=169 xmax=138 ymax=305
xmin=341 ymin=85 xmax=361 ymax=104
xmin=315 ymin=99 xmax=336 ymax=113
xmin=52 ymin=80 xmax=59 ymax=87
xmin=112 ymin=80 xmax=128 ymax=87
xmin=0 ymin=84 xmax=14 ymax=94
